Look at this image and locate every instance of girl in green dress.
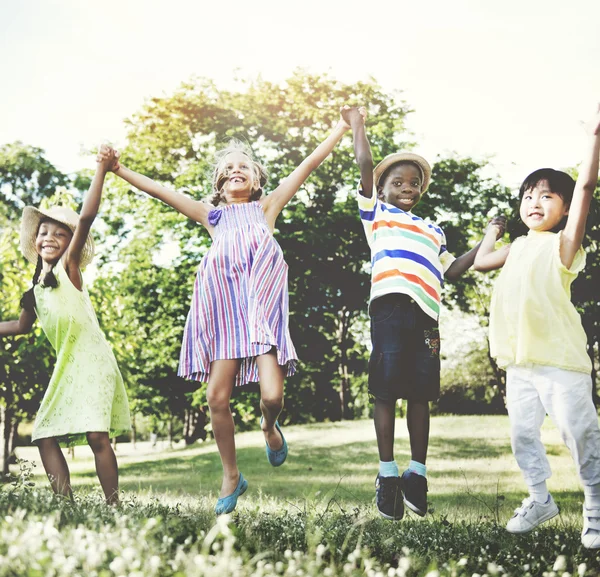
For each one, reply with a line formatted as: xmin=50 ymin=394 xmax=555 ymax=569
xmin=0 ymin=145 xmax=131 ymax=504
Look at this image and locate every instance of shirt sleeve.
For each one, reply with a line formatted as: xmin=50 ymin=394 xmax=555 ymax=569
xmin=356 ymin=180 xmax=377 ymax=212
xmin=438 ymin=228 xmax=456 ymax=273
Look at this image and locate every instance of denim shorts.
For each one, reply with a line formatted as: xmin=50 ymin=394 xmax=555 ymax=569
xmin=368 ymin=293 xmax=441 ymax=402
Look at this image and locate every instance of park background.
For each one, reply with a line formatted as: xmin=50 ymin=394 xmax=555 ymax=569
xmin=1 ymin=1 xmax=600 ymax=575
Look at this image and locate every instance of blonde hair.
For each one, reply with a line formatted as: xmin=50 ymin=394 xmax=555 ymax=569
xmin=209 ymin=139 xmax=268 ymax=207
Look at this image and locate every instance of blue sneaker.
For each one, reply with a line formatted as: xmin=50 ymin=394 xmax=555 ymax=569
xmin=261 ymin=418 xmax=288 ymax=467
xmin=215 ymin=473 xmax=248 ymax=515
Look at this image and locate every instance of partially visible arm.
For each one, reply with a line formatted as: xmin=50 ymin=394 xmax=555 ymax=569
xmin=345 ymin=106 xmax=373 ymax=198
xmin=65 ymin=158 xmax=109 ymax=278
xmin=560 ymin=104 xmax=600 ymax=269
xmin=261 ymin=113 xmax=351 ymax=222
xmin=472 ymin=218 xmax=511 ymax=273
xmin=0 ymin=308 xmax=35 ymax=337
xmin=114 ymin=165 xmax=213 ymax=228
xmin=98 ymin=147 xmax=213 ymax=228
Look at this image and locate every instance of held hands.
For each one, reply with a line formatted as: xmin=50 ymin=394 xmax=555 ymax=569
xmin=340 ymin=105 xmax=367 ymax=130
xmin=486 ymin=215 xmax=507 ymax=240
xmin=96 ymin=144 xmax=121 ymax=173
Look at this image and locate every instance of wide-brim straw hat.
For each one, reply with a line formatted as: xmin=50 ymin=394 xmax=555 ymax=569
xmin=20 ymin=206 xmax=95 ymax=268
xmin=373 ymin=152 xmax=432 ymax=193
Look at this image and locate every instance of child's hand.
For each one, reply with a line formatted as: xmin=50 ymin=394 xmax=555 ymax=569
xmin=486 ymin=215 xmax=507 ymax=239
xmin=340 ymin=105 xmax=367 ymax=130
xmin=96 ymin=144 xmax=121 ymax=173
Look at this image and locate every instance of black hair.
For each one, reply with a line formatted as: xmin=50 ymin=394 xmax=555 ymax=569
xmin=519 ymin=168 xmax=575 ymax=204
xmin=515 ymin=168 xmax=575 ymax=234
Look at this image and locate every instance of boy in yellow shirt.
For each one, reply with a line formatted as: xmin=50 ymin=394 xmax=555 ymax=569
xmin=475 ymin=104 xmax=600 ymax=548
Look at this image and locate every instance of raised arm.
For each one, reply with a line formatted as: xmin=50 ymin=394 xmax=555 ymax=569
xmin=261 ymin=112 xmax=351 ymax=223
xmin=100 ymin=148 xmax=212 ymax=228
xmin=0 ymin=308 xmax=35 ymax=337
xmin=472 ymin=217 xmax=510 ymax=273
xmin=344 ymin=106 xmax=373 ymax=197
xmin=65 ymin=146 xmax=113 ymax=278
xmin=560 ymin=103 xmax=600 ymax=269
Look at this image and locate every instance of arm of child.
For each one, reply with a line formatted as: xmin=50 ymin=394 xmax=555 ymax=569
xmin=261 ymin=111 xmax=351 ymax=223
xmin=449 ymin=216 xmax=510 ymax=277
xmin=64 ymin=145 xmax=114 ymax=286
xmin=100 ymin=147 xmax=212 ymax=228
xmin=560 ymin=103 xmax=600 ymax=270
xmin=344 ymin=106 xmax=373 ymax=198
xmin=0 ymin=308 xmax=36 ymax=336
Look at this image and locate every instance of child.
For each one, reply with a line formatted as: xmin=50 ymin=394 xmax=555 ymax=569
xmin=474 ymin=104 xmax=600 ymax=548
xmin=99 ymin=112 xmax=351 ymax=514
xmin=344 ymin=106 xmax=505 ymax=521
xmin=0 ymin=146 xmax=131 ymax=504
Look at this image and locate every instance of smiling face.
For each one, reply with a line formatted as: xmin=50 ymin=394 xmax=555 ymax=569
xmin=35 ymin=219 xmax=73 ymax=263
xmin=216 ymin=151 xmax=260 ymax=202
xmin=519 ymin=179 xmax=569 ymax=232
xmin=378 ymin=162 xmax=423 ymax=211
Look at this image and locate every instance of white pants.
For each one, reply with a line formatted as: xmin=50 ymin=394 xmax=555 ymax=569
xmin=506 ymin=364 xmax=600 ymax=487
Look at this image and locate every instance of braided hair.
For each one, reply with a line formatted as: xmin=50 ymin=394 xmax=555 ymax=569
xmin=19 ymin=228 xmax=60 ymax=312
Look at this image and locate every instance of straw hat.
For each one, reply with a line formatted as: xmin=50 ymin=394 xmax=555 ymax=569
xmin=373 ymin=152 xmax=432 ymax=193
xmin=20 ymin=206 xmax=95 ymax=268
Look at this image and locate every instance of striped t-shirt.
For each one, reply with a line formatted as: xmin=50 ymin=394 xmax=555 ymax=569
xmin=357 ymin=184 xmax=455 ymax=320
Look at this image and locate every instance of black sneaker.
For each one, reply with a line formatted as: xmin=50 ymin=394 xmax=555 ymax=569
xmin=375 ymin=474 xmax=404 ymax=520
xmin=401 ymin=470 xmax=428 ymax=516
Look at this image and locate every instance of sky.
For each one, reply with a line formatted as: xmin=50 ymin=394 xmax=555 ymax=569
xmin=1 ymin=0 xmax=599 ymax=190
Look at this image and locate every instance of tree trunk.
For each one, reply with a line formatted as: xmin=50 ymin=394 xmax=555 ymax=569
xmin=131 ymin=413 xmax=137 ymax=449
xmin=168 ymin=417 xmax=173 ymax=449
xmin=486 ymin=341 xmax=506 ymax=403
xmin=337 ymin=308 xmax=352 ymax=420
xmin=1 ymin=405 xmax=13 ymax=476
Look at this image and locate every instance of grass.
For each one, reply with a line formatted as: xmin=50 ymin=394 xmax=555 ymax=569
xmin=3 ymin=415 xmax=599 ymax=576
xmin=13 ymin=415 xmax=590 ymax=519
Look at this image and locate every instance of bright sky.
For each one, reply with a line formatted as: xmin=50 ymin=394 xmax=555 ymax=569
xmin=1 ymin=0 xmax=599 ymax=190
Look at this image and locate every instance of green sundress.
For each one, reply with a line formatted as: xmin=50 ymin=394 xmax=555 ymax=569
xmin=32 ymin=259 xmax=131 ymax=446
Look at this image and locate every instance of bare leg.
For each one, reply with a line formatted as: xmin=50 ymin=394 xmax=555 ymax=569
xmin=407 ymin=399 xmax=430 ymax=464
xmin=374 ymin=399 xmax=396 ymax=462
xmin=86 ymin=432 xmax=119 ymax=504
xmin=37 ymin=437 xmax=73 ymax=498
xmin=207 ymin=359 xmax=241 ymax=498
xmin=256 ymin=349 xmax=285 ymax=450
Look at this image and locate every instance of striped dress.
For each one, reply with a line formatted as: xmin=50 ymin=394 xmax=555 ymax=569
xmin=178 ymin=201 xmax=297 ymax=386
xmin=357 ymin=184 xmax=455 ymax=320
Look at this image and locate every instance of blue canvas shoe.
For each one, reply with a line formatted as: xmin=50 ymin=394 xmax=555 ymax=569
xmin=261 ymin=418 xmax=288 ymax=467
xmin=214 ymin=473 xmax=248 ymax=515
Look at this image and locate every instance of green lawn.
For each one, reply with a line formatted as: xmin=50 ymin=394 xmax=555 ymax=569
xmin=5 ymin=415 xmax=600 ymax=576
xmin=13 ymin=415 xmax=590 ymax=522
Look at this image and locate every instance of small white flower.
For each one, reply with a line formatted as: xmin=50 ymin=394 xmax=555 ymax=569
xmin=553 ymin=556 xmax=567 ymax=572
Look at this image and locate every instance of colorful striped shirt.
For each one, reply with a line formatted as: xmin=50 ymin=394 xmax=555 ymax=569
xmin=357 ymin=184 xmax=455 ymax=320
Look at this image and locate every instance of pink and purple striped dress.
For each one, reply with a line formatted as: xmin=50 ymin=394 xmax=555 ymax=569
xmin=178 ymin=201 xmax=298 ymax=386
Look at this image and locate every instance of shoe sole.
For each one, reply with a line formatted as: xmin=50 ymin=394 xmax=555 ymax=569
xmin=404 ymin=497 xmax=426 ymax=517
xmin=377 ymin=507 xmax=404 ymax=521
xmin=506 ymin=506 xmax=559 ymax=534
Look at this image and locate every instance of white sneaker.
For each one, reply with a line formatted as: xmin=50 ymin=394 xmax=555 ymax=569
xmin=581 ymin=506 xmax=600 ymax=549
xmin=506 ymin=495 xmax=559 ymax=534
